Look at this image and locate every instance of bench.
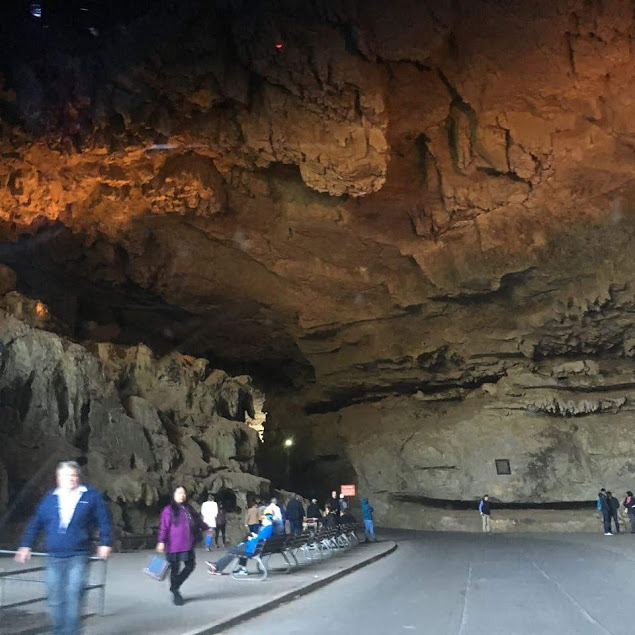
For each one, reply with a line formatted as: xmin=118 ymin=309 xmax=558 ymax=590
xmin=228 ymin=524 xmax=360 ymax=581
xmin=230 ymin=534 xmax=291 ymax=581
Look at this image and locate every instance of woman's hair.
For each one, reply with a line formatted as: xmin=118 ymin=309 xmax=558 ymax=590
xmin=628 ymin=491 xmax=633 ymax=497
xmin=170 ymin=486 xmax=187 ymax=523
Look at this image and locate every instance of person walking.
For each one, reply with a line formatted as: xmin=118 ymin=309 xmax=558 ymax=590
xmin=607 ymin=491 xmax=621 ymax=534
xmin=245 ymin=501 xmax=260 ymax=535
xmin=207 ymin=512 xmax=274 ymax=576
xmin=479 ymin=495 xmax=492 ymax=533
xmin=157 ymin=486 xmax=208 ymax=605
xmin=215 ymin=504 xmax=227 ymax=548
xmin=15 ymin=461 xmax=112 ymax=635
xmin=623 ymin=491 xmax=635 ymax=534
xmin=201 ymin=493 xmax=218 ymax=552
xmin=285 ymin=494 xmax=305 ymax=534
xmin=361 ymin=497 xmax=376 ymax=542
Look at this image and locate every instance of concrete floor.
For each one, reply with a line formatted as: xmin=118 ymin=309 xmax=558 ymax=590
xmin=227 ymin=530 xmax=635 ymax=635
xmin=0 ymin=539 xmax=394 ymax=635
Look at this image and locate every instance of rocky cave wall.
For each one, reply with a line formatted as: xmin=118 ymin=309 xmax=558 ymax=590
xmin=0 ymin=272 xmax=274 ymax=542
xmin=0 ymin=0 xmax=634 ymax=528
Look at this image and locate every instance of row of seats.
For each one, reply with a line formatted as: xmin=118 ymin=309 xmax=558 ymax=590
xmin=230 ymin=523 xmax=360 ymax=581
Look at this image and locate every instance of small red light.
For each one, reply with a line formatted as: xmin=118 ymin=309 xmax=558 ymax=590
xmin=275 ymin=43 xmax=283 ymax=50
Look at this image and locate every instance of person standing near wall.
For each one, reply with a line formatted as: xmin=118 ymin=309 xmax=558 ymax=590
xmin=361 ymin=497 xmax=376 ymax=542
xmin=215 ymin=504 xmax=227 ymax=547
xmin=15 ymin=461 xmax=112 ymax=635
xmin=623 ymin=491 xmax=635 ymax=534
xmin=157 ymin=486 xmax=208 ymax=605
xmin=597 ymin=489 xmax=612 ymax=535
xmin=479 ymin=495 xmax=492 ymax=533
xmin=606 ymin=491 xmax=620 ymax=534
xmin=201 ymin=493 xmax=218 ymax=552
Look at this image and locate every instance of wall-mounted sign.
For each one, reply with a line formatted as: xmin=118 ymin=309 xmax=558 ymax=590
xmin=495 ymin=459 xmax=511 ymax=475
xmin=340 ymin=484 xmax=356 ymax=496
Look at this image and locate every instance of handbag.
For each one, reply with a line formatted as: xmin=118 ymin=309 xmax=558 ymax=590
xmin=144 ymin=555 xmax=170 ymax=581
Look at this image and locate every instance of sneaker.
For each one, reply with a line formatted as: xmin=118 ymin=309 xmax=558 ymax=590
xmin=235 ymin=568 xmax=249 ymax=577
xmin=206 ymin=562 xmax=221 ymax=576
xmin=604 ymin=532 xmax=613 ymax=536
xmin=172 ymin=590 xmax=184 ymax=606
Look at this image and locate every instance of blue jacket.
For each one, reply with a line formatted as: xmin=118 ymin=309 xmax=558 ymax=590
xmin=361 ymin=498 xmax=374 ymax=521
xmin=245 ymin=523 xmax=274 ymax=554
xmin=20 ymin=486 xmax=112 ymax=557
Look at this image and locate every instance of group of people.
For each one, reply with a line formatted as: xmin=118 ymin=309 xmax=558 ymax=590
xmin=14 ymin=460 xmax=376 ymax=630
xmin=596 ymin=488 xmax=635 ymax=535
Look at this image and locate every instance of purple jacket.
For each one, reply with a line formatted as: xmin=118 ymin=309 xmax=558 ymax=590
xmin=157 ymin=504 xmax=208 ymax=553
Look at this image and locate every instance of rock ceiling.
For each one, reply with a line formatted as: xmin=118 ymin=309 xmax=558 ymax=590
xmin=0 ymin=0 xmax=634 ymax=415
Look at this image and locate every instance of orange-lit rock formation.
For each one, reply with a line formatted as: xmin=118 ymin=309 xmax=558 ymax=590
xmin=0 ymin=0 xmax=634 ymax=525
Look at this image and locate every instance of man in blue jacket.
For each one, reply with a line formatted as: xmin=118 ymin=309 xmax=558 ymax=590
xmin=361 ymin=497 xmax=376 ymax=542
xmin=15 ymin=461 xmax=112 ymax=635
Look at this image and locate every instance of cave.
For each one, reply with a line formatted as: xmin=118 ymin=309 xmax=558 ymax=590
xmin=1 ymin=0 xmax=634 ymax=537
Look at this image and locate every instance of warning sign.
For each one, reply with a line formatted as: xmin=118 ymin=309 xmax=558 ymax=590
xmin=340 ymin=484 xmax=356 ymax=497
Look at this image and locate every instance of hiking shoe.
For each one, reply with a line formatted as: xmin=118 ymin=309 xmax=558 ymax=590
xmin=604 ymin=532 xmax=613 ymax=536
xmin=172 ymin=590 xmax=184 ymax=606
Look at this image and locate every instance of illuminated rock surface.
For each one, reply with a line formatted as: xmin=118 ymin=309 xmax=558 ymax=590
xmin=0 ymin=0 xmax=634 ymax=525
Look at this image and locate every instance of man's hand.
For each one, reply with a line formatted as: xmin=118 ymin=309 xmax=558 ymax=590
xmin=14 ymin=547 xmax=31 ymax=564
xmin=97 ymin=546 xmax=112 ymax=560
xmin=156 ymin=542 xmax=165 ymax=554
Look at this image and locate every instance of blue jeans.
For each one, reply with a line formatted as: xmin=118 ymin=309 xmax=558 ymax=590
xmin=45 ymin=555 xmax=89 ymax=635
xmin=364 ymin=519 xmax=375 ymax=541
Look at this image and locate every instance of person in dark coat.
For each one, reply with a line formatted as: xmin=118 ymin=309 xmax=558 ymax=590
xmin=606 ymin=491 xmax=620 ymax=534
xmin=322 ymin=505 xmax=338 ymax=529
xmin=285 ymin=494 xmax=305 ymax=534
xmin=623 ymin=491 xmax=635 ymax=534
xmin=338 ymin=508 xmax=356 ymax=525
xmin=306 ymin=499 xmax=322 ymax=521
xmin=327 ymin=490 xmax=340 ymax=514
xmin=478 ymin=495 xmax=491 ymax=533
xmin=215 ymin=504 xmax=227 ymax=547
xmin=597 ymin=489 xmax=611 ymax=535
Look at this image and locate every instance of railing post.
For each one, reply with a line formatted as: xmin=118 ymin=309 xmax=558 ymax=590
xmin=99 ymin=559 xmax=107 ymax=617
xmin=0 ymin=567 xmax=5 ymax=609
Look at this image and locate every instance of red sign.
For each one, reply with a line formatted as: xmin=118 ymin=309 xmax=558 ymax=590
xmin=340 ymin=484 xmax=356 ymax=497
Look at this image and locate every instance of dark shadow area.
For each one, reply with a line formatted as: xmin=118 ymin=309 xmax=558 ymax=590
xmin=390 ymin=492 xmax=598 ymax=510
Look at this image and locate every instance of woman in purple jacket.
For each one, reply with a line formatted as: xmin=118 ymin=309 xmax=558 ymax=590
xmin=157 ymin=486 xmax=208 ymax=605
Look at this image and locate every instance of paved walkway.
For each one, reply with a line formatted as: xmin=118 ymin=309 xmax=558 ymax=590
xmin=223 ymin=530 xmax=635 ymax=635
xmin=0 ymin=539 xmax=395 ymax=635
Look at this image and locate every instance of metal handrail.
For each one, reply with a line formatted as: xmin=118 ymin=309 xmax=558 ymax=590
xmin=0 ymin=550 xmax=108 ymax=617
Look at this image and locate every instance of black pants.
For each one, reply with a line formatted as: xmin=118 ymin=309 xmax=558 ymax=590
xmin=167 ymin=550 xmax=195 ymax=591
xmin=216 ymin=524 xmax=226 ymax=546
xmin=602 ymin=511 xmax=611 ymax=533
xmin=610 ymin=510 xmax=620 ymax=533
xmin=629 ymin=511 xmax=635 ymax=533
